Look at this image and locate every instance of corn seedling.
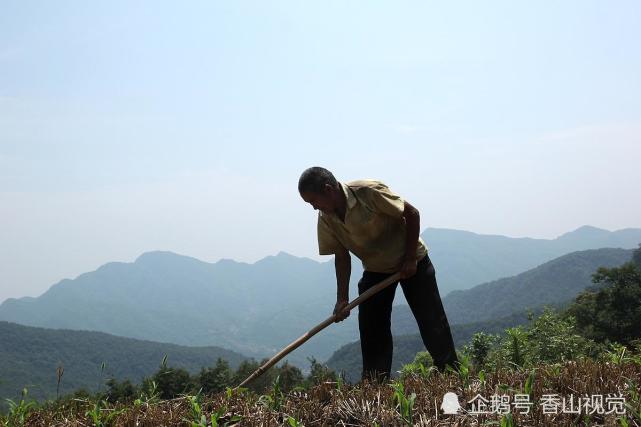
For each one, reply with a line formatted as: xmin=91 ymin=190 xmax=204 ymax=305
xmin=336 ymin=373 xmax=343 ymax=391
xmin=607 ymin=343 xmax=629 ymax=365
xmin=210 ymin=406 xmax=226 ymax=427
xmin=456 ymin=353 xmax=471 ymax=388
xmin=478 ymin=369 xmax=486 ymax=389
xmin=182 ymin=393 xmax=207 ymax=427
xmin=4 ymin=388 xmax=36 ymax=427
xmin=287 ymin=416 xmax=303 ymax=426
xmin=624 ymin=378 xmax=641 ymax=423
xmin=210 ymin=406 xmax=242 ymax=427
xmin=84 ymin=399 xmax=124 ymax=427
xmin=258 ymin=375 xmax=284 ymax=412
xmin=390 ymin=381 xmax=416 ymax=426
xmin=134 ymin=379 xmax=160 ymax=408
xmin=524 ymin=368 xmax=536 ymax=396
xmin=499 ymin=412 xmax=514 ymax=427
xmin=225 ymin=386 xmax=247 ymax=400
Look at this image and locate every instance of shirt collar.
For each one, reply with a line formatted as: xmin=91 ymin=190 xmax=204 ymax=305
xmin=340 ymin=181 xmax=357 ymax=210
xmin=320 ymin=182 xmax=356 ymax=220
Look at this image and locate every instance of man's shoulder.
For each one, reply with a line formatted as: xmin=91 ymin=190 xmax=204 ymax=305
xmin=345 ymin=179 xmax=397 ymax=200
xmin=345 ymin=179 xmax=389 ymax=192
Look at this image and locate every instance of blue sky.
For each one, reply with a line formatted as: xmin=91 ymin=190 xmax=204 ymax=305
xmin=1 ymin=1 xmax=640 ymax=302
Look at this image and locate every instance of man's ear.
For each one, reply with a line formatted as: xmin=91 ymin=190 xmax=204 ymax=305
xmin=323 ymin=183 xmax=334 ymax=195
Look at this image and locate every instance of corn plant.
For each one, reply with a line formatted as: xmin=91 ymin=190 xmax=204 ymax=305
xmin=624 ymin=379 xmax=641 ymax=423
xmin=500 ymin=412 xmax=515 ymax=427
xmin=478 ymin=369 xmax=486 ymax=389
xmin=182 ymin=393 xmax=207 ymax=427
xmin=225 ymin=386 xmax=247 ymax=400
xmin=138 ymin=380 xmax=160 ymax=405
xmin=524 ymin=368 xmax=536 ymax=397
xmin=4 ymin=388 xmax=36 ymax=427
xmin=445 ymin=353 xmax=470 ymax=388
xmin=84 ymin=400 xmax=124 ymax=427
xmin=606 ymin=343 xmax=629 ymax=365
xmin=390 ymin=381 xmax=416 ymax=426
xmin=258 ymin=375 xmax=284 ymax=412
xmin=210 ymin=405 xmax=242 ymax=427
xmin=287 ymin=416 xmax=303 ymax=426
xmin=335 ymin=373 xmax=343 ymax=391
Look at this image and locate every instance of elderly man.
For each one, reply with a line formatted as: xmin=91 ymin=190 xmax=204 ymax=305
xmin=298 ymin=166 xmax=459 ymax=381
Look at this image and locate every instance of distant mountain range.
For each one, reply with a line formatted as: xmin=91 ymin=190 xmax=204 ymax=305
xmin=0 ymin=226 xmax=638 ymax=369
xmin=423 ymin=225 xmax=641 ymax=295
xmin=0 ymin=251 xmax=340 ymax=367
xmin=0 ymin=321 xmax=246 ymax=403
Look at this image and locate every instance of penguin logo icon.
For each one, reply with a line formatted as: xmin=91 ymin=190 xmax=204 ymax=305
xmin=441 ymin=392 xmax=461 ymax=414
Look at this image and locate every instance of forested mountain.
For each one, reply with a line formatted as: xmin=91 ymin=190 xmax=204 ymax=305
xmin=1 ymin=227 xmax=637 ymax=369
xmin=442 ymin=247 xmax=634 ymax=325
xmin=0 ymin=321 xmax=246 ymax=402
xmin=424 ymin=225 xmax=641 ymax=295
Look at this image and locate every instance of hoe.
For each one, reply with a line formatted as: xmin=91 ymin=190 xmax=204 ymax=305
xmin=237 ymin=272 xmax=401 ymax=388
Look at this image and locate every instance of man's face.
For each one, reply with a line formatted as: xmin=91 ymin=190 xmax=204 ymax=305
xmin=300 ymin=186 xmax=335 ymax=214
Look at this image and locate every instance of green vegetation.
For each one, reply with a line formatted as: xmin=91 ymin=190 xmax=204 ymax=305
xmin=461 ymin=246 xmax=641 ymax=374
xmin=565 ymin=251 xmax=641 ymax=347
xmin=0 ymin=321 xmax=246 ymax=405
xmin=2 ymin=352 xmax=640 ymax=425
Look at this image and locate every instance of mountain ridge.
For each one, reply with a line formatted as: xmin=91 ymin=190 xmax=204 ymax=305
xmin=1 ymin=226 xmax=638 ymax=368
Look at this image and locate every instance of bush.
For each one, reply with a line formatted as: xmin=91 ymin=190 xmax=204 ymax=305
xmin=400 ymin=351 xmax=434 ymax=379
xmin=104 ymin=378 xmax=138 ymax=403
xmin=198 ymin=358 xmax=232 ymax=394
xmin=565 ymin=261 xmax=641 ymax=347
xmin=148 ymin=365 xmax=195 ymax=399
xmin=463 ymin=332 xmax=498 ymax=369
xmin=305 ymin=357 xmax=337 ymax=387
xmin=483 ymin=308 xmax=599 ymax=370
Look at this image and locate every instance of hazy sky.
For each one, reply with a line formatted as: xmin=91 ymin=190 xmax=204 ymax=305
xmin=1 ymin=1 xmax=640 ymax=303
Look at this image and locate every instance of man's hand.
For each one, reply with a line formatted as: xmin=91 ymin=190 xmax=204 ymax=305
xmin=333 ymin=299 xmax=350 ymax=322
xmin=399 ymin=257 xmax=418 ymax=279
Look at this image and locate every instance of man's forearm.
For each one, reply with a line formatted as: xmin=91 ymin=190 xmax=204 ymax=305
xmin=335 ymin=252 xmax=351 ymax=302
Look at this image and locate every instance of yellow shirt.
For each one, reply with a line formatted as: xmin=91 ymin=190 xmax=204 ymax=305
xmin=317 ymin=179 xmax=428 ymax=273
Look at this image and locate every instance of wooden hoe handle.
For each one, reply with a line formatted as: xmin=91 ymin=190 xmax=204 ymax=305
xmin=236 ymin=272 xmax=402 ymax=389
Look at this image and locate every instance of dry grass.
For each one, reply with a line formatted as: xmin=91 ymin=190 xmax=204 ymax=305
xmin=16 ymin=358 xmax=641 ymax=426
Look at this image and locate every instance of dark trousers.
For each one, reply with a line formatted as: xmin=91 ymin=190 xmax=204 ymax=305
xmin=358 ymin=253 xmax=459 ymax=381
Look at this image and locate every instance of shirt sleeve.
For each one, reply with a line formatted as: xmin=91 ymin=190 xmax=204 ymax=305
xmin=317 ymin=214 xmax=345 ymax=255
xmin=362 ymin=182 xmax=406 ymax=218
